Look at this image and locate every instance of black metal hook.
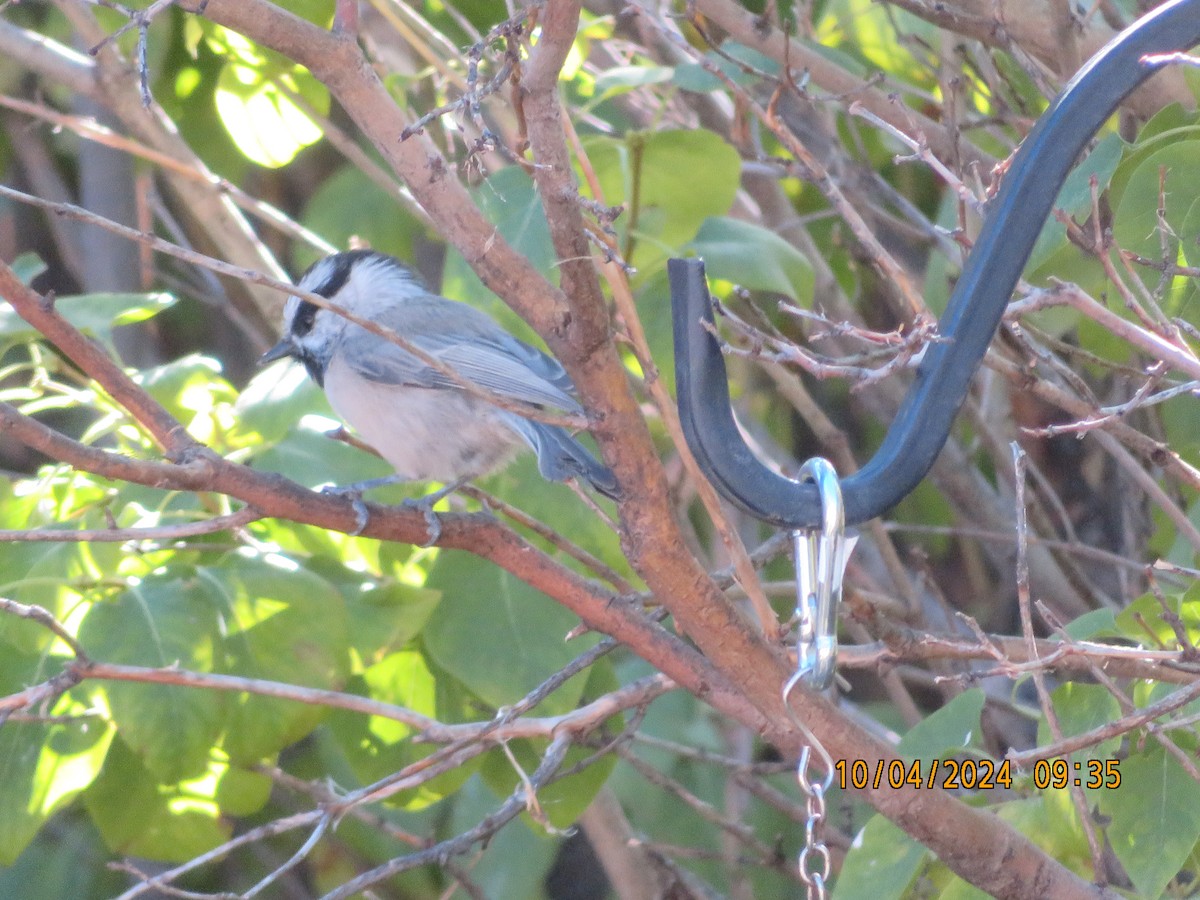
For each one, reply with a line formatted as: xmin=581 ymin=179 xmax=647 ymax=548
xmin=671 ymin=0 xmax=1200 ymax=529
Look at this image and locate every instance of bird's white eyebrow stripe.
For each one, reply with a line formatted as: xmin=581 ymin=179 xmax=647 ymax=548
xmin=302 ymin=253 xmax=357 ymax=298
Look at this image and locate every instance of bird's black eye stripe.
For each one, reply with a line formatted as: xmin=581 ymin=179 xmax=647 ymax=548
xmin=290 ymin=249 xmax=393 ymax=338
xmin=292 ymin=301 xmax=319 ymax=337
xmin=298 ymin=249 xmax=380 ymax=299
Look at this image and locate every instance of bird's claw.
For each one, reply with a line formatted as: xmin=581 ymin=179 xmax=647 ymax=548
xmin=401 ymin=496 xmax=442 ymax=546
xmin=321 ymin=484 xmax=371 ymax=536
xmin=319 ymin=475 xmax=460 ymax=545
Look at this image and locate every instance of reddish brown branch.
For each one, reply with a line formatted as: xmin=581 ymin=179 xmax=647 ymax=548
xmin=0 ymin=394 xmax=765 ymax=740
xmin=0 ymin=264 xmax=194 ymax=456
xmin=5 ymin=5 xmax=1122 ymax=896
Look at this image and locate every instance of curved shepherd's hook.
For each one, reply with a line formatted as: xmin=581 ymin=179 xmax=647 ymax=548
xmin=670 ymin=0 xmax=1200 ymax=528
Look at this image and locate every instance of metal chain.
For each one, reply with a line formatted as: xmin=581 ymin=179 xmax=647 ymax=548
xmin=795 ymin=742 xmax=832 ymax=899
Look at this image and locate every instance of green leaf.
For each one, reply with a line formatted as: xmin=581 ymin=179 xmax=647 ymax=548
xmin=480 ymin=662 xmax=620 ymax=828
xmin=250 ymin=421 xmax=394 ymax=490
xmin=672 ymin=42 xmax=781 ymax=93
xmin=998 ymin=794 xmax=1093 ymax=878
xmin=422 ymin=552 xmax=597 ymax=715
xmin=1100 ymin=745 xmax=1200 ymax=899
xmin=198 ymin=554 xmax=350 ymax=764
xmin=1024 ymin=132 xmax=1126 ymax=302
xmin=213 ymin=763 xmax=272 ymax=817
xmin=833 ymin=814 xmax=926 ymax=900
xmin=483 ymin=454 xmax=632 ymax=580
xmin=898 ymin=688 xmax=984 ymax=759
xmin=582 ymin=129 xmax=742 ymax=274
xmin=83 ymin=738 xmax=231 ymax=861
xmin=1180 ymin=193 xmax=1200 ymax=270
xmin=1111 ymin=139 xmax=1200 ymax=313
xmin=329 ymin=650 xmax=476 ymax=808
xmin=11 ymin=251 xmax=47 ymax=285
xmin=1108 ymin=118 xmax=1200 ymax=212
xmin=446 ymin=776 xmax=559 ymax=895
xmin=78 ymin=573 xmax=225 ymax=783
xmin=274 ymin=0 xmax=334 ymax=25
xmin=344 ymin=581 xmax=442 ymax=667
xmin=299 ymin=165 xmax=423 ymax=272
xmin=593 ymin=64 xmax=674 ymax=97
xmin=0 ymin=292 xmax=175 ymax=347
xmin=0 ymin=539 xmax=95 ymax=645
xmin=1112 ymin=139 xmax=1200 ymax=253
xmin=0 ymin=652 xmax=113 ymax=866
xmin=1054 ymin=132 xmax=1124 ymax=216
xmin=235 ymin=361 xmax=327 ymax=445
xmin=1041 ymin=683 xmax=1122 ymax=763
xmin=1114 ymin=582 xmax=1200 ymax=648
xmin=204 ymin=24 xmax=328 ymax=168
xmin=441 ymin=166 xmax=557 ymax=335
xmin=689 ymin=216 xmax=815 ymax=301
xmin=1060 ymin=608 xmax=1118 ymax=641
xmin=0 ymin=812 xmax=126 ymax=899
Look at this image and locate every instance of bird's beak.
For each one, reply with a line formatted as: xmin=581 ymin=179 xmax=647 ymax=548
xmin=259 ymin=338 xmax=296 ymax=366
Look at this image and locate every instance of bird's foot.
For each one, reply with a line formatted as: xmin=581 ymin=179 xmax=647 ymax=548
xmin=401 ymin=479 xmax=468 ymax=547
xmin=321 ymin=474 xmax=406 ymax=536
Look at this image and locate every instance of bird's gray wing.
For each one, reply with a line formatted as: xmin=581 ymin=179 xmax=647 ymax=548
xmin=339 ymin=300 xmax=583 ymax=414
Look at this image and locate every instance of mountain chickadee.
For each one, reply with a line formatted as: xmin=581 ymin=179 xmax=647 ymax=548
xmin=261 ymin=250 xmax=618 ymax=538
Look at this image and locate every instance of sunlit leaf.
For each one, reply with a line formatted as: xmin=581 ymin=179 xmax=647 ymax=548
xmin=422 ymin=552 xmax=597 ymax=715
xmin=582 ymin=129 xmax=741 ymax=275
xmin=0 ymin=293 xmax=176 ymax=348
xmin=215 ymin=65 xmax=323 ymax=167
xmin=84 ymin=738 xmax=231 ymax=861
xmin=0 ymin=653 xmax=113 ymax=866
xmin=137 ymin=355 xmax=236 ymax=442
xmin=689 ymin=216 xmax=816 ymax=301
xmin=329 ymin=650 xmax=476 ymax=809
xmin=1114 ymin=581 xmax=1200 ymax=648
xmin=480 ymin=662 xmax=620 ymax=828
xmin=78 ymin=573 xmax=225 ymax=783
xmin=204 ymin=24 xmax=328 ymax=168
xmin=198 ymin=553 xmax=349 ymax=764
xmin=234 ymin=361 xmax=326 ymax=445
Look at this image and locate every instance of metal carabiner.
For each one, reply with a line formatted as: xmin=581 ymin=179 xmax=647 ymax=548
xmin=669 ymin=0 xmax=1200 ymax=529
xmin=791 ymin=458 xmax=849 ymax=691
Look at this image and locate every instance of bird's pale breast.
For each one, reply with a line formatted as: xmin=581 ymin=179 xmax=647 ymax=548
xmin=323 ymin=354 xmax=522 ymax=482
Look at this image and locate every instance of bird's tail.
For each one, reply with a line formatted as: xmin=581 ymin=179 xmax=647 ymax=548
xmin=506 ymin=417 xmax=619 ymax=500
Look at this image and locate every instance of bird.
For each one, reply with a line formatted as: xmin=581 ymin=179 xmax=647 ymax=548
xmin=260 ymin=249 xmax=618 ymax=540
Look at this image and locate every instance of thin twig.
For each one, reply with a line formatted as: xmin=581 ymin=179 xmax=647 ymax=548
xmin=0 ymin=506 xmax=262 ymax=543
xmin=0 ymin=185 xmax=588 ymax=430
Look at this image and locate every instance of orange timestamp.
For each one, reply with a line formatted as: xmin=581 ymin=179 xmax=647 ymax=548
xmin=1031 ymin=758 xmax=1121 ymax=790
xmin=834 ymin=757 xmax=1124 ymax=791
xmin=834 ymin=758 xmax=1013 ymax=791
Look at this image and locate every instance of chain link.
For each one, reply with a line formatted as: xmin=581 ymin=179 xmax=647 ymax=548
xmin=795 ymin=743 xmax=832 ymax=898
